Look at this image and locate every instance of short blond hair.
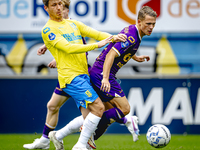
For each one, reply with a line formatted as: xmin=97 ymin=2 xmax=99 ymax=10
xmin=62 ymin=0 xmax=70 ymax=8
xmin=138 ymin=6 xmax=157 ymax=21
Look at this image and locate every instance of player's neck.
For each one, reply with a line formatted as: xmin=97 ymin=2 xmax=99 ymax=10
xmin=136 ymin=24 xmax=144 ymax=39
xmin=49 ymin=16 xmax=63 ymax=22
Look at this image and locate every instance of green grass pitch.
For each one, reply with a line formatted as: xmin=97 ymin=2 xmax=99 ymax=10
xmin=0 ymin=134 xmax=199 ymax=150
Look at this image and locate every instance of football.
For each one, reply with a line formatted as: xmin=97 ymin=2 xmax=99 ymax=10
xmin=146 ymin=124 xmax=171 ymax=148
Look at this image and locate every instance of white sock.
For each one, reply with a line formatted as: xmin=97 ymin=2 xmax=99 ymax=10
xmin=75 ymin=112 xmax=101 ymax=148
xmin=55 ymin=115 xmax=84 ymax=142
xmin=40 ymin=136 xmax=50 ymax=143
xmin=124 ymin=116 xmax=129 ymax=125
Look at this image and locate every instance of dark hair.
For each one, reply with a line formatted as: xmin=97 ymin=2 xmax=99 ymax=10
xmin=43 ymin=0 xmax=70 ymax=8
xmin=42 ymin=0 xmax=49 ymax=6
xmin=138 ymin=6 xmax=157 ymax=21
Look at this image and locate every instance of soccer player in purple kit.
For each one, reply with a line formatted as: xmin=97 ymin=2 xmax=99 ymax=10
xmin=48 ymin=5 xmax=157 ymax=149
xmin=89 ymin=5 xmax=156 ymax=142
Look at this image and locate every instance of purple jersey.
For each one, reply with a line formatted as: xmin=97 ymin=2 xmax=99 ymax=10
xmin=92 ymin=25 xmax=141 ymax=76
xmin=89 ymin=25 xmax=141 ymax=102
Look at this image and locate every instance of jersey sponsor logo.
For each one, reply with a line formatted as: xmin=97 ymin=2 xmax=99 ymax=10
xmin=62 ymin=33 xmax=82 ymax=42
xmin=69 ymin=23 xmax=78 ymax=30
xmin=117 ymin=0 xmax=161 ymax=24
xmin=43 ymin=27 xmax=50 ymax=34
xmin=48 ymin=33 xmax=56 ymax=41
xmin=121 ymin=41 xmax=129 ymax=48
xmin=58 ymin=26 xmax=65 ymax=31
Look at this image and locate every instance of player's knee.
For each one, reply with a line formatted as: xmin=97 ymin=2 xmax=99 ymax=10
xmin=95 ymin=102 xmax=105 ymax=117
xmin=96 ymin=106 xmax=105 ymax=117
xmin=98 ymin=102 xmax=105 ymax=114
xmin=47 ymin=102 xmax=60 ymax=113
xmin=121 ymin=104 xmax=130 ymax=116
xmin=90 ymin=99 xmax=105 ymax=117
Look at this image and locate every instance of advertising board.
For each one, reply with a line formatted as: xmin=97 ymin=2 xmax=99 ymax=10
xmin=0 ymin=0 xmax=200 ymax=33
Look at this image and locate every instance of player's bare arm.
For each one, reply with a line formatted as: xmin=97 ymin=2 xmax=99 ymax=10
xmin=132 ymin=54 xmax=150 ymax=62
xmin=37 ymin=44 xmax=47 ymax=55
xmin=97 ymin=36 xmax=113 ymax=48
xmin=101 ymin=48 xmax=118 ymax=93
xmin=112 ymin=34 xmax=127 ymax=43
xmin=48 ymin=59 xmax=57 ymax=68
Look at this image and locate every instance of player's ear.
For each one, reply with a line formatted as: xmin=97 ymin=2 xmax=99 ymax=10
xmin=44 ymin=5 xmax=48 ymax=12
xmin=137 ymin=19 xmax=141 ymax=24
xmin=137 ymin=19 xmax=141 ymax=26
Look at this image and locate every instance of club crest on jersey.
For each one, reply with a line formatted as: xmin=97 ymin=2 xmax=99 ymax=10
xmin=121 ymin=41 xmax=129 ymax=48
xmin=48 ymin=33 xmax=56 ymax=40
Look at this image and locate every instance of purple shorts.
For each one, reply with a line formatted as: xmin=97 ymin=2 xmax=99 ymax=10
xmin=54 ymin=81 xmax=70 ymax=97
xmin=89 ymin=69 xmax=125 ymax=102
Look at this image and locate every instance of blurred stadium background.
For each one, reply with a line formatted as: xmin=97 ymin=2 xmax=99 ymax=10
xmin=0 ymin=0 xmax=200 ymax=136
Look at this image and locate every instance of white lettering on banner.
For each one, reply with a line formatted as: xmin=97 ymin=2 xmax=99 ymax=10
xmin=162 ymin=88 xmax=193 ymax=125
xmin=128 ymin=87 xmax=200 ymax=125
xmin=194 ymin=88 xmax=200 ymax=124
xmin=128 ymin=88 xmax=163 ymax=125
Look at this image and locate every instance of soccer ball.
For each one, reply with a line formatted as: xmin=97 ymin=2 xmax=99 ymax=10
xmin=146 ymin=124 xmax=171 ymax=148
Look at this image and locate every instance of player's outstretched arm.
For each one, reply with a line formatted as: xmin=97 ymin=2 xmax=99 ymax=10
xmin=55 ymin=36 xmax=112 ymax=54
xmin=132 ymin=55 xmax=150 ymax=62
xmin=37 ymin=44 xmax=47 ymax=55
xmin=97 ymin=36 xmax=113 ymax=48
xmin=48 ymin=59 xmax=57 ymax=68
xmin=112 ymin=34 xmax=127 ymax=43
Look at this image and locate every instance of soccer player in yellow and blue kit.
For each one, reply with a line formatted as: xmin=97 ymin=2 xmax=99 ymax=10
xmin=41 ymin=0 xmax=126 ymax=150
xmin=23 ymin=1 xmax=90 ymax=149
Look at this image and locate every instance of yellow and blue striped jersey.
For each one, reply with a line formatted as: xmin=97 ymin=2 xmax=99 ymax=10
xmin=42 ymin=19 xmax=110 ymax=88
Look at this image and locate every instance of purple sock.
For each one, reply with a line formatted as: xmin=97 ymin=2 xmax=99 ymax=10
xmin=116 ymin=116 xmax=127 ymax=124
xmin=94 ymin=107 xmax=125 ymax=140
xmin=42 ymin=124 xmax=54 ymax=139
